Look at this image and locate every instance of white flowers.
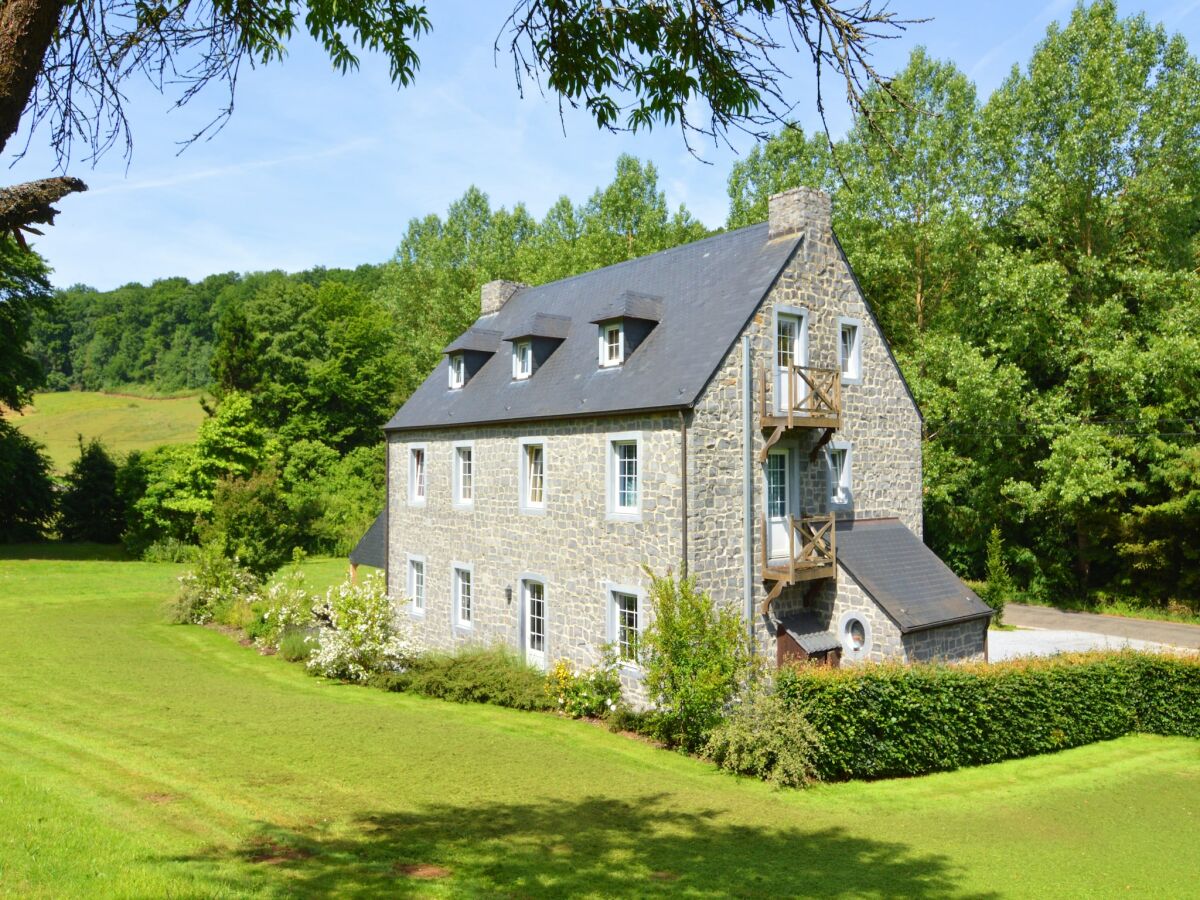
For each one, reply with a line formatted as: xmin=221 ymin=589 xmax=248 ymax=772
xmin=307 ymin=572 xmax=414 ymax=682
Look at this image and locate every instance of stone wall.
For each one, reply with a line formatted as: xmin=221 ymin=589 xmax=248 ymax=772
xmin=903 ymin=619 xmax=989 ymax=664
xmin=686 ymin=193 xmax=924 ymax=654
xmin=386 ymin=413 xmax=683 ymax=695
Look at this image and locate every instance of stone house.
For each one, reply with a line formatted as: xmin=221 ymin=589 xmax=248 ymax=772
xmin=360 ymin=188 xmax=991 ymax=682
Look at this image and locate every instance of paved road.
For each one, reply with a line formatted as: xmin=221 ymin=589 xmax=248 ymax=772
xmin=989 ymin=628 xmax=1183 ymax=661
xmin=1004 ymin=604 xmax=1200 ymax=650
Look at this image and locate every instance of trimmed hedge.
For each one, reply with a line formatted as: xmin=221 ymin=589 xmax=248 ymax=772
xmin=776 ymin=652 xmax=1200 ymax=781
xmin=368 ymin=648 xmax=555 ymax=712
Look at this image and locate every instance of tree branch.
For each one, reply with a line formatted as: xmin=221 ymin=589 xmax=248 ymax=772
xmin=0 ymin=175 xmax=87 ymax=244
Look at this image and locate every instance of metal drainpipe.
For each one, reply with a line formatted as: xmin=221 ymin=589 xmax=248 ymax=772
xmin=742 ymin=336 xmax=755 ymax=649
xmin=679 ymin=409 xmax=688 ymax=577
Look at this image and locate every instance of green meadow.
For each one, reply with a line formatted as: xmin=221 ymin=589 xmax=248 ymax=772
xmin=0 ymin=547 xmax=1197 ymax=898
xmin=7 ymin=391 xmax=206 ymax=471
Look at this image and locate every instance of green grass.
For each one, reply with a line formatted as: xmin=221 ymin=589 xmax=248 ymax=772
xmin=1 ymin=553 xmax=1197 ymax=898
xmin=5 ymin=390 xmax=206 ymax=471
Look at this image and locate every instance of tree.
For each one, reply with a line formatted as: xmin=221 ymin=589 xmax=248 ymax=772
xmin=0 ymin=235 xmax=52 ymax=409
xmin=0 ymin=419 xmax=55 ymax=541
xmin=0 ymin=0 xmax=912 ymax=237
xmin=58 ymin=437 xmax=124 ymax=542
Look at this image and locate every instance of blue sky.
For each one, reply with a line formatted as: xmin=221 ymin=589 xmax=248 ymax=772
xmin=11 ymin=0 xmax=1200 ymax=289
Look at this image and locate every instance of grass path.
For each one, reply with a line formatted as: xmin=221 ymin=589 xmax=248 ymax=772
xmin=1 ymin=550 xmax=1198 ymax=897
xmin=5 ymin=391 xmax=205 ymax=471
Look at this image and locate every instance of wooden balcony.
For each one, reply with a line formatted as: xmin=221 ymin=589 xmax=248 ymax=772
xmin=760 ymin=512 xmax=837 ymax=612
xmin=758 ymin=363 xmax=842 ymax=430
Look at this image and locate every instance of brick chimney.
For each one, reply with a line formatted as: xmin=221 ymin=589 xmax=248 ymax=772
xmin=767 ymin=187 xmax=832 ymax=240
xmin=480 ymin=280 xmax=525 ymax=316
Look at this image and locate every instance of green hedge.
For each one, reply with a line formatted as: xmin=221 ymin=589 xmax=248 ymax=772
xmin=775 ymin=652 xmax=1200 ymax=781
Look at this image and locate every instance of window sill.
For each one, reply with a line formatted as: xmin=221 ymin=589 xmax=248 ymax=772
xmin=606 ymin=510 xmax=642 ymax=523
xmin=839 ymin=374 xmax=862 ymax=386
xmin=409 ymin=607 xmax=426 ymax=618
xmin=519 ymin=504 xmax=548 ymax=516
xmin=451 ymin=502 xmax=475 ymax=512
xmin=407 ymin=498 xmax=427 ymax=509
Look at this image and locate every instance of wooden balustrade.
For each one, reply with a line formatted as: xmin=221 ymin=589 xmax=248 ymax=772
xmin=758 ymin=362 xmax=841 ymax=429
xmin=760 ymin=511 xmax=837 ymax=591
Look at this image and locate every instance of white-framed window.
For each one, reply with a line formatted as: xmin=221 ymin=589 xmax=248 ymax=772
xmin=598 ymin=322 xmax=625 ymax=367
xmin=773 ymin=306 xmax=809 ymax=413
xmin=523 ymin=577 xmax=547 ymax=669
xmin=519 ymin=438 xmax=546 ymax=511
xmin=407 ymin=554 xmax=426 ymax=614
xmin=407 ymin=444 xmax=427 ymax=506
xmin=512 ymin=340 xmax=533 ymax=380
xmin=448 ymin=354 xmax=466 ymax=390
xmin=827 ymin=441 xmax=852 ymax=507
xmin=453 ymin=442 xmax=474 ymax=508
xmin=607 ymin=585 xmax=643 ymax=665
xmin=839 ymin=611 xmax=873 ymax=662
xmin=453 ymin=564 xmax=473 ymax=627
xmin=606 ymin=432 xmax=641 ymax=520
xmin=837 ymin=316 xmax=863 ymax=383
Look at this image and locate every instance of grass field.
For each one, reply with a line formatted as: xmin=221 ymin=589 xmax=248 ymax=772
xmin=1 ymin=548 xmax=1198 ymax=898
xmin=5 ymin=391 xmax=206 ymax=471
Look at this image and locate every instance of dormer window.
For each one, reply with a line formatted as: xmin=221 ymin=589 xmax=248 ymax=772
xmin=513 ymin=341 xmax=533 ymax=380
xmin=600 ymin=322 xmax=625 ymax=368
xmin=448 ymin=354 xmax=466 ymax=390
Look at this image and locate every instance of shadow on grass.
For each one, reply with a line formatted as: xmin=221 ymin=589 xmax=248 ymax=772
xmin=0 ymin=541 xmax=131 ymax=561
xmin=173 ymin=794 xmax=998 ymax=898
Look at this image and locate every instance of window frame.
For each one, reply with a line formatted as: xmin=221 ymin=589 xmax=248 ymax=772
xmin=512 ymin=340 xmax=533 ymax=381
xmin=837 ymin=316 xmax=863 ymax=384
xmin=452 ymin=562 xmax=474 ymax=629
xmin=406 ymin=553 xmax=427 ymax=616
xmin=606 ymin=582 xmax=645 ymax=669
xmin=448 ymin=353 xmax=466 ymax=390
xmin=520 ymin=574 xmax=548 ymax=669
xmin=826 ymin=440 xmax=853 ymax=508
xmin=518 ymin=436 xmax=547 ymax=514
xmin=452 ymin=441 xmax=475 ymax=510
xmin=606 ymin=431 xmax=643 ymax=521
xmin=838 ymin=610 xmax=873 ymax=662
xmin=407 ymin=443 xmax=427 ymax=507
xmin=772 ymin=305 xmax=810 ymax=414
xmin=598 ymin=321 xmax=625 ymax=368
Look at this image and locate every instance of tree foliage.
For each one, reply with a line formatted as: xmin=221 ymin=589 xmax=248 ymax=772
xmin=58 ymin=437 xmax=124 ymax=542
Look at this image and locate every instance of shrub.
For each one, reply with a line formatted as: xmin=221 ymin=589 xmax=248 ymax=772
xmin=406 ymin=648 xmax=555 ymax=711
xmin=250 ymin=557 xmax=313 ymax=648
xmin=546 ymin=651 xmax=623 ymax=718
xmin=141 ymin=538 xmax=198 ymax=563
xmin=204 ymin=466 xmax=304 ymax=579
xmin=982 ymin=525 xmax=1013 ymax=625
xmin=706 ymin=687 xmax=821 ymax=788
xmin=171 ymin=544 xmax=260 ymax=624
xmin=277 ymin=626 xmax=316 ymax=662
xmin=639 ymin=570 xmax=755 ymax=751
xmin=58 ymin=438 xmax=124 ymax=542
xmin=605 ymin=703 xmax=655 ymax=736
xmin=775 ymin=651 xmax=1200 ymax=781
xmin=307 ymin=573 xmax=413 ymax=682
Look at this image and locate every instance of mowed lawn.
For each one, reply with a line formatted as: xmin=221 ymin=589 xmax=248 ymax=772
xmin=1 ymin=550 xmax=1198 ymax=898
xmin=6 ymin=391 xmax=206 ymax=471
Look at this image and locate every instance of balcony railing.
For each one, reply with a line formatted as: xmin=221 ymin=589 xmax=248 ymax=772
xmin=760 ymin=511 xmax=837 ymax=591
xmin=758 ymin=363 xmax=842 ymax=429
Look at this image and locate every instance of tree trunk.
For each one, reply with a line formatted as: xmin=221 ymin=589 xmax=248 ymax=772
xmin=0 ymin=0 xmax=69 ymax=153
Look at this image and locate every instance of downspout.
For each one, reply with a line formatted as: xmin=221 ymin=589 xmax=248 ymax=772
xmin=679 ymin=409 xmax=688 ymax=576
xmin=742 ymin=336 xmax=755 ymax=650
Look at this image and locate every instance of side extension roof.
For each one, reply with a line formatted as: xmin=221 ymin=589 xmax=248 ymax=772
xmin=836 ymin=519 xmax=992 ymax=634
xmin=385 ymin=222 xmax=801 ymax=432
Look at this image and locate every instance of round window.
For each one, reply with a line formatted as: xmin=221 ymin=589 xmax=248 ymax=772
xmin=838 ymin=612 xmax=873 ymax=660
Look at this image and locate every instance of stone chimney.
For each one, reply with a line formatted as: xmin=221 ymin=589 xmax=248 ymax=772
xmin=767 ymin=187 xmax=832 ymax=240
xmin=480 ymin=280 xmax=526 ymax=316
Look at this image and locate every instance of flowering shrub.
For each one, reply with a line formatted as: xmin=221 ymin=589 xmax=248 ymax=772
xmin=307 ymin=573 xmax=414 ymax=682
xmin=706 ymin=685 xmax=820 ymax=788
xmin=171 ymin=544 xmax=260 ymax=624
xmin=546 ymin=650 xmax=623 ymax=718
xmin=251 ymin=565 xmax=314 ymax=649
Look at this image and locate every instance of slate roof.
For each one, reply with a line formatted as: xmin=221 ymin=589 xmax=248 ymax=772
xmin=443 ymin=328 xmax=503 ymax=354
xmin=349 ymin=511 xmax=387 ymax=571
xmin=836 ymin=519 xmax=992 ymax=633
xmin=778 ymin=611 xmax=842 ymax=653
xmin=385 ymin=222 xmax=802 ymax=432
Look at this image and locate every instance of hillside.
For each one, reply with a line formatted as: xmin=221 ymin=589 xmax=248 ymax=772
xmin=8 ymin=391 xmax=206 ymax=472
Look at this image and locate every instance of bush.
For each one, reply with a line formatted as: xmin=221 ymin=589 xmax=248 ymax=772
xmin=775 ymin=652 xmax=1200 ymax=781
xmin=982 ymin=525 xmax=1013 ymax=625
xmin=249 ymin=557 xmax=313 ymax=648
xmin=277 ymin=626 xmax=316 ymax=662
xmin=141 ymin=537 xmax=199 ymax=563
xmin=58 ymin=438 xmax=124 ymax=542
xmin=706 ymin=687 xmax=821 ymax=788
xmin=0 ymin=420 xmax=56 ymax=542
xmin=546 ymin=651 xmax=623 ymax=718
xmin=605 ymin=703 xmax=655 ymax=736
xmin=205 ymin=466 xmax=304 ymax=578
xmin=406 ymin=649 xmax=555 ymax=711
xmin=171 ymin=544 xmax=260 ymax=624
xmin=307 ymin=573 xmax=413 ymax=682
xmin=639 ymin=570 xmax=755 ymax=751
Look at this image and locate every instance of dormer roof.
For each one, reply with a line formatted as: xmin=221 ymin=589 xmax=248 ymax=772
xmin=589 ymin=290 xmax=663 ymax=325
xmin=502 ymin=313 xmax=572 ymax=342
xmin=443 ymin=328 xmax=503 ymax=355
